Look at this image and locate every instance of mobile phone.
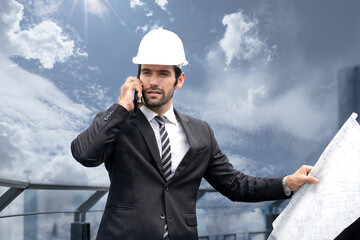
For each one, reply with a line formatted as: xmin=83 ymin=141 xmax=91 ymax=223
xmin=133 ymin=71 xmax=141 ymax=113
xmin=133 ymin=91 xmax=138 ymax=112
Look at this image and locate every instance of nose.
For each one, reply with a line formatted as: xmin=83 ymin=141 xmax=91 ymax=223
xmin=148 ymin=74 xmax=159 ymax=87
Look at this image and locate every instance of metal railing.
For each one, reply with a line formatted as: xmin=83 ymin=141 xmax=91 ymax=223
xmin=0 ymin=178 xmax=109 ymax=240
xmin=199 ymin=231 xmax=268 ymax=240
xmin=0 ymin=177 xmax=282 ymax=240
xmin=0 ymin=177 xmax=219 ymax=240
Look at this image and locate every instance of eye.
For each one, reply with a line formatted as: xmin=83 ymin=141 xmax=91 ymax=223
xmin=160 ymin=71 xmax=169 ymax=76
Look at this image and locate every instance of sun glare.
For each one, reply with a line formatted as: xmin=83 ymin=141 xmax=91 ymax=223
xmin=67 ymin=0 xmax=128 ymax=42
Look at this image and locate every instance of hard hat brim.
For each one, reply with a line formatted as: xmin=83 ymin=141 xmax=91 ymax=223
xmin=132 ymin=57 xmax=188 ymax=68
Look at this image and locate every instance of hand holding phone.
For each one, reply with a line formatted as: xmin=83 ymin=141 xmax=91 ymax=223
xmin=117 ymin=74 xmax=142 ymax=112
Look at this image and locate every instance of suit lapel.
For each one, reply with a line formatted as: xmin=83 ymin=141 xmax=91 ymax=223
xmin=169 ymin=109 xmax=197 ymax=182
xmin=174 ymin=109 xmax=196 ymax=148
xmin=130 ymin=111 xmax=164 ymax=175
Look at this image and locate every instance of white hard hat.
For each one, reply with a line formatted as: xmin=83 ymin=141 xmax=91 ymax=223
xmin=132 ymin=28 xmax=188 ymax=68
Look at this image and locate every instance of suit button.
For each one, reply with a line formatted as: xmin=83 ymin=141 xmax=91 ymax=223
xmin=104 ymin=110 xmax=114 ymax=121
xmin=165 ymin=186 xmax=169 ymax=191
xmin=160 ymin=213 xmax=166 ymax=220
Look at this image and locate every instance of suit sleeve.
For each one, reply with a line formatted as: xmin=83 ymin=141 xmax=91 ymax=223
xmin=71 ymin=103 xmax=129 ymax=167
xmin=203 ymin=122 xmax=289 ymax=202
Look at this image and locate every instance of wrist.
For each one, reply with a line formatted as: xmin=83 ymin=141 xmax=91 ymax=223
xmin=117 ymin=100 xmax=132 ymax=112
xmin=282 ymin=176 xmax=292 ymax=196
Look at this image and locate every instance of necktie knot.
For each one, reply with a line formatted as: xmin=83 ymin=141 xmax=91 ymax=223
xmin=154 ymin=115 xmax=166 ymax=126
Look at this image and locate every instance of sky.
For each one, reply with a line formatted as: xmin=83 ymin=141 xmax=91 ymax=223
xmin=1 ymin=0 xmax=360 ymax=238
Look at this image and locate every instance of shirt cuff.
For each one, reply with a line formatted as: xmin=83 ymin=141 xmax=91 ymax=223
xmin=282 ymin=176 xmax=292 ymax=196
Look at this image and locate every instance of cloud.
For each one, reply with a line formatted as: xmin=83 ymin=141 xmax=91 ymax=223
xmin=155 ymin=0 xmax=168 ymax=11
xmin=135 ymin=23 xmax=162 ymax=33
xmin=0 ymin=56 xmax=107 ymax=184
xmin=0 ymin=0 xmax=23 ymax=49
xmin=86 ymin=0 xmax=108 ymax=17
xmin=130 ymin=0 xmax=169 ymax=16
xmin=0 ymin=0 xmax=107 ymax=184
xmin=0 ymin=0 xmax=74 ymax=69
xmin=135 ymin=24 xmax=149 ymax=33
xmin=146 ymin=10 xmax=154 ymax=17
xmin=202 ymin=63 xmax=334 ymax=140
xmin=29 ymin=0 xmax=62 ymax=18
xmin=197 ymin=205 xmax=267 ymax=236
xmin=223 ymin=151 xmax=276 ymax=177
xmin=129 ymin=0 xmax=156 ymax=17
xmin=75 ymin=47 xmax=88 ymax=57
xmin=200 ymin=11 xmax=337 ymax=141
xmin=10 ymin=21 xmax=74 ymax=69
xmin=130 ymin=0 xmax=145 ymax=8
xmin=219 ymin=11 xmax=264 ymax=66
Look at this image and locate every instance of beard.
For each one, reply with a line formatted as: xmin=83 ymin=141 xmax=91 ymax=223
xmin=142 ymin=86 xmax=175 ymax=108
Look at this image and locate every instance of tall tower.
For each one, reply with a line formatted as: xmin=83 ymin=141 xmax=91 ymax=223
xmin=24 ymin=190 xmax=37 ymax=240
xmin=335 ymin=66 xmax=360 ymax=239
xmin=24 ymin=170 xmax=37 ymax=240
xmin=338 ymin=66 xmax=360 ymax=126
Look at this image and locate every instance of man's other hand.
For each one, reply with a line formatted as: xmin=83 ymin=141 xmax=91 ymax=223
xmin=287 ymin=165 xmax=319 ymax=191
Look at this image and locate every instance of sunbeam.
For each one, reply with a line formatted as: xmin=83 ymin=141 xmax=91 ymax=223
xmin=67 ymin=0 xmax=78 ymax=22
xmin=83 ymin=0 xmax=88 ymax=42
xmin=103 ymin=0 xmax=130 ymax=31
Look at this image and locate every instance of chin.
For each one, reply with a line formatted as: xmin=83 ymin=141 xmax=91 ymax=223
xmin=144 ymin=96 xmax=160 ymax=104
xmin=147 ymin=103 xmax=163 ymax=108
xmin=144 ymin=99 xmax=161 ymax=107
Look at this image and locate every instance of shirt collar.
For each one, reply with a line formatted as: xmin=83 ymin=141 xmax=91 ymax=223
xmin=140 ymin=105 xmax=177 ymax=125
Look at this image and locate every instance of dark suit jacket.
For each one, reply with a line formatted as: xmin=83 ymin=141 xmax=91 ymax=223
xmin=71 ymin=103 xmax=289 ymax=240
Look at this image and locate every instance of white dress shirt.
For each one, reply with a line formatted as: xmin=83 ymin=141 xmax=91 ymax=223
xmin=140 ymin=105 xmax=190 ymax=173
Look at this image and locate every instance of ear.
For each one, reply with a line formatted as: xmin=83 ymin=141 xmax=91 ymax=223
xmin=175 ymin=72 xmax=185 ymax=89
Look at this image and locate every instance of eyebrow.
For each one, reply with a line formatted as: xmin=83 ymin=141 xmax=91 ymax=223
xmin=141 ymin=68 xmax=171 ymax=75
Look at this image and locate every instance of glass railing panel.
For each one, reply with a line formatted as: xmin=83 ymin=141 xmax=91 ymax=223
xmin=0 ymin=189 xmax=25 ymax=240
xmin=0 ymin=186 xmax=108 ymax=240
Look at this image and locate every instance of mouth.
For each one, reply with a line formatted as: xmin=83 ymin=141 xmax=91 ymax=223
xmin=146 ymin=89 xmax=163 ymax=96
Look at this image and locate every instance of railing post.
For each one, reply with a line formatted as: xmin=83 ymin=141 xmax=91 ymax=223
xmin=71 ymin=223 xmax=90 ymax=240
xmin=0 ymin=188 xmax=25 ymax=212
xmin=71 ymin=190 xmax=107 ymax=240
xmin=74 ymin=190 xmax=107 ymax=222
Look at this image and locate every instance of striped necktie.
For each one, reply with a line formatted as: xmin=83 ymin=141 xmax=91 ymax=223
xmin=154 ymin=115 xmax=173 ymax=181
xmin=154 ymin=115 xmax=172 ymax=240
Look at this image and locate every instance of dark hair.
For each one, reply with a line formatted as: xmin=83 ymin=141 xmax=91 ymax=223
xmin=137 ymin=64 xmax=182 ymax=86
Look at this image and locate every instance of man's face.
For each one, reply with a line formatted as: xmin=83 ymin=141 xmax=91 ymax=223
xmin=140 ymin=64 xmax=183 ymax=112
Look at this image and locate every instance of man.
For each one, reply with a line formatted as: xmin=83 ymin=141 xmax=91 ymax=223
xmin=71 ymin=28 xmax=318 ymax=240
